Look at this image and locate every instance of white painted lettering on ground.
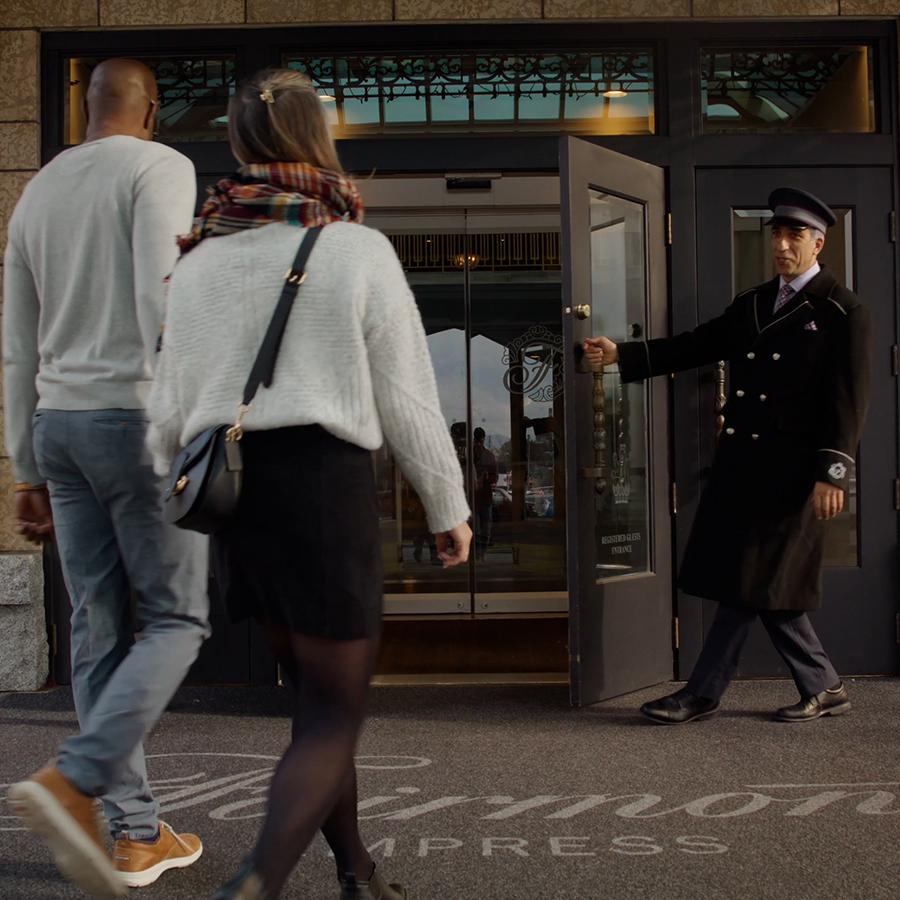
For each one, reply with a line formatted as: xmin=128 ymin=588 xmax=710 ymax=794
xmin=2 ymin=753 xmax=898 ymax=849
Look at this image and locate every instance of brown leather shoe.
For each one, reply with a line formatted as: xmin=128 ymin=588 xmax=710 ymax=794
xmin=113 ymin=820 xmax=203 ymax=887
xmin=7 ymin=764 xmax=126 ymax=898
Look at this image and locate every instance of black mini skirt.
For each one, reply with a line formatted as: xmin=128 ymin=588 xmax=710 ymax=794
xmin=211 ymin=425 xmax=383 ymax=639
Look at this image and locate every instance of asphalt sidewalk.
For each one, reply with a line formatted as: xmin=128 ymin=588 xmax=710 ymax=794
xmin=1 ymin=679 xmax=898 ymax=899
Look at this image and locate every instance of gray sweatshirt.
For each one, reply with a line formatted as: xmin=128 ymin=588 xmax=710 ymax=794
xmin=2 ymin=135 xmax=196 ymax=484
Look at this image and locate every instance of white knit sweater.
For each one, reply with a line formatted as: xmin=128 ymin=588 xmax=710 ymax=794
xmin=146 ymin=221 xmax=470 ymax=534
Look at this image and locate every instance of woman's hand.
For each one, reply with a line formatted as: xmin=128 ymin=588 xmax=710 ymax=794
xmin=582 ymin=336 xmax=619 ymax=367
xmin=435 ymin=522 xmax=472 ymax=568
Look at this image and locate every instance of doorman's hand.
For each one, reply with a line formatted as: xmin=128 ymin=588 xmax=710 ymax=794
xmin=15 ymin=487 xmax=54 ymax=544
xmin=812 ymin=481 xmax=844 ymax=520
xmin=435 ymin=522 xmax=472 ymax=568
xmin=583 ymin=336 xmax=618 ymax=367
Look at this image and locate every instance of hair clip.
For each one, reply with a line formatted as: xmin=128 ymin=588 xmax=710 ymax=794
xmin=259 ymin=88 xmax=275 ymax=105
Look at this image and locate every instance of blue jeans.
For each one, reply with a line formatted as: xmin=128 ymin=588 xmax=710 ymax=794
xmin=33 ymin=409 xmax=209 ymax=838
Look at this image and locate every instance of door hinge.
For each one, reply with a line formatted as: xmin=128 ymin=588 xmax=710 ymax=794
xmin=892 ymin=345 xmax=899 ymax=376
xmin=670 ymin=482 xmax=678 ymax=515
xmin=673 ymin=616 xmax=681 ymax=650
xmin=666 ymin=212 xmax=673 ymax=246
xmin=890 ymin=211 xmax=897 ymax=243
xmin=894 ymin=478 xmax=900 ymax=511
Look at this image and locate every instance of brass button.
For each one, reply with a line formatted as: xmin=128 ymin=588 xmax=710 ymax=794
xmin=736 ymin=389 xmax=745 ymax=397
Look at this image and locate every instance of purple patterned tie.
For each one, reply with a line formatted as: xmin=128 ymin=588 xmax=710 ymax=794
xmin=773 ymin=283 xmax=794 ymax=314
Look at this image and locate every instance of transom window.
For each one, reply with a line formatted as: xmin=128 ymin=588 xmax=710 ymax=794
xmin=64 ymin=55 xmax=236 ymax=144
xmin=284 ymin=51 xmax=655 ymax=136
xmin=701 ymin=46 xmax=875 ymax=133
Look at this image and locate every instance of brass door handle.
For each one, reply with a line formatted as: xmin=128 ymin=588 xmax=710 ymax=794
xmin=579 ymin=365 xmax=607 ymax=495
xmin=573 ymin=304 xmax=591 ymax=320
xmin=715 ymin=359 xmax=726 ymax=441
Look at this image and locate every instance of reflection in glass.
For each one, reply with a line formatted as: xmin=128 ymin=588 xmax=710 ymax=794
xmin=367 ymin=213 xmax=469 ymax=602
xmin=368 ymin=210 xmax=569 ymax=608
xmin=701 ymin=46 xmax=875 ymax=133
xmin=469 ymin=214 xmax=566 ymax=594
xmin=589 ymin=191 xmax=650 ymax=579
xmin=285 ymin=51 xmax=654 ymax=136
xmin=65 ymin=56 xmax=236 ymax=145
xmin=731 ymin=209 xmax=859 ymax=566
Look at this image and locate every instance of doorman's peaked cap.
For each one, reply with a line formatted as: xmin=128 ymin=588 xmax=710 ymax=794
xmin=766 ymin=187 xmax=837 ymax=232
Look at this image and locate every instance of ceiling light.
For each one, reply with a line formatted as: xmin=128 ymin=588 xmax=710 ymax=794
xmin=318 ymin=93 xmax=336 ymax=102
xmin=603 ymin=88 xmax=628 ymax=98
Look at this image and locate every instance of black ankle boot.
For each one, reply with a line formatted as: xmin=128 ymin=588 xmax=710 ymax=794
xmin=339 ymin=863 xmax=407 ymax=899
xmin=214 ymin=859 xmax=274 ymax=899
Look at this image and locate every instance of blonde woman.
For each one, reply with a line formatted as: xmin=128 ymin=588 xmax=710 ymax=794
xmin=147 ymin=69 xmax=472 ymax=899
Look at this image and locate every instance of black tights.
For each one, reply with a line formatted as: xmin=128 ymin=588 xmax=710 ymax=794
xmin=250 ymin=622 xmax=378 ymax=896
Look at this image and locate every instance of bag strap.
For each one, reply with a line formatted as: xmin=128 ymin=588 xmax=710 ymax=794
xmin=241 ymin=225 xmax=323 ymax=408
xmin=225 ymin=225 xmax=323 ymax=442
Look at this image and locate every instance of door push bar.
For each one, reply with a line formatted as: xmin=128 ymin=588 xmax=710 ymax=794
xmin=715 ymin=359 xmax=726 ymax=440
xmin=580 ymin=364 xmax=608 ymax=495
xmin=566 ymin=302 xmax=606 ymax=494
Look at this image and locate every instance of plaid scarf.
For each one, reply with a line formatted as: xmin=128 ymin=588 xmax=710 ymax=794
xmin=178 ymin=162 xmax=363 ymax=253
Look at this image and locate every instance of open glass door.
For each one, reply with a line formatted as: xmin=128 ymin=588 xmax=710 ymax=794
xmin=560 ymin=136 xmax=672 ymax=706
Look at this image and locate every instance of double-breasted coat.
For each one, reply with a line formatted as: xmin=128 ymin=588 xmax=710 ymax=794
xmin=617 ymin=268 xmax=871 ymax=611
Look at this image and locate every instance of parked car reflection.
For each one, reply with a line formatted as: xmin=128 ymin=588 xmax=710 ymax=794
xmin=526 ymin=487 xmax=554 ymax=518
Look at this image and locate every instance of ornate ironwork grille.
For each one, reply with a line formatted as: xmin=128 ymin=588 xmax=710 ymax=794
xmin=65 ymin=56 xmax=236 ymax=144
xmin=284 ymin=51 xmax=655 ymax=136
xmin=387 ymin=232 xmax=561 ymax=272
xmin=701 ymin=46 xmax=875 ymax=133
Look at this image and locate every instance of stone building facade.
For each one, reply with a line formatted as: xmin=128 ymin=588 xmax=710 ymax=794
xmin=1 ymin=0 xmax=898 ymax=690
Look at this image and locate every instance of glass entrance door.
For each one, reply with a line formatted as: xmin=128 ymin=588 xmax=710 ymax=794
xmin=364 ymin=181 xmax=567 ymax=616
xmin=560 ymin=137 xmax=672 ymax=706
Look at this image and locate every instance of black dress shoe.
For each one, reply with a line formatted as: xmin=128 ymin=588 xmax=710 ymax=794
xmin=339 ymin=863 xmax=407 ymax=899
xmin=213 ymin=860 xmax=273 ymax=899
xmin=774 ymin=682 xmax=851 ymax=723
xmin=640 ymin=689 xmax=719 ymax=725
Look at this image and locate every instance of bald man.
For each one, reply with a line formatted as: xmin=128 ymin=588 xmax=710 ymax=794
xmin=5 ymin=59 xmax=208 ymax=897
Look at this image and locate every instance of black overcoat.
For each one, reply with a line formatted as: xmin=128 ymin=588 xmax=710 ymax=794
xmin=618 ymin=269 xmax=871 ymax=611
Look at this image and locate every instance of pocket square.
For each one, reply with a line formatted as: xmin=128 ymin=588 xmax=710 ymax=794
xmin=803 ymin=321 xmax=818 ymax=331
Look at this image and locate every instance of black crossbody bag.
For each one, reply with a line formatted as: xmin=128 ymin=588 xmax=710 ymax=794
xmin=163 ymin=226 xmax=323 ymax=534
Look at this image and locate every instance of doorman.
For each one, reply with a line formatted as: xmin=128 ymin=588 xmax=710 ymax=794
xmin=584 ymin=188 xmax=871 ymax=724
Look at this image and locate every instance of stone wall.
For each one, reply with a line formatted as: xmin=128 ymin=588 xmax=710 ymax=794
xmin=0 ymin=22 xmax=45 ymax=691
xmin=0 ymin=1 xmax=896 ymax=689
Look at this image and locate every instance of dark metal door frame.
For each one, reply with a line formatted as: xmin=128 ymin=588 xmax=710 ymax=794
xmin=40 ymin=19 xmax=897 ymax=173
xmin=688 ymin=166 xmax=900 ymax=677
xmin=37 ymin=19 xmax=900 ymax=683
